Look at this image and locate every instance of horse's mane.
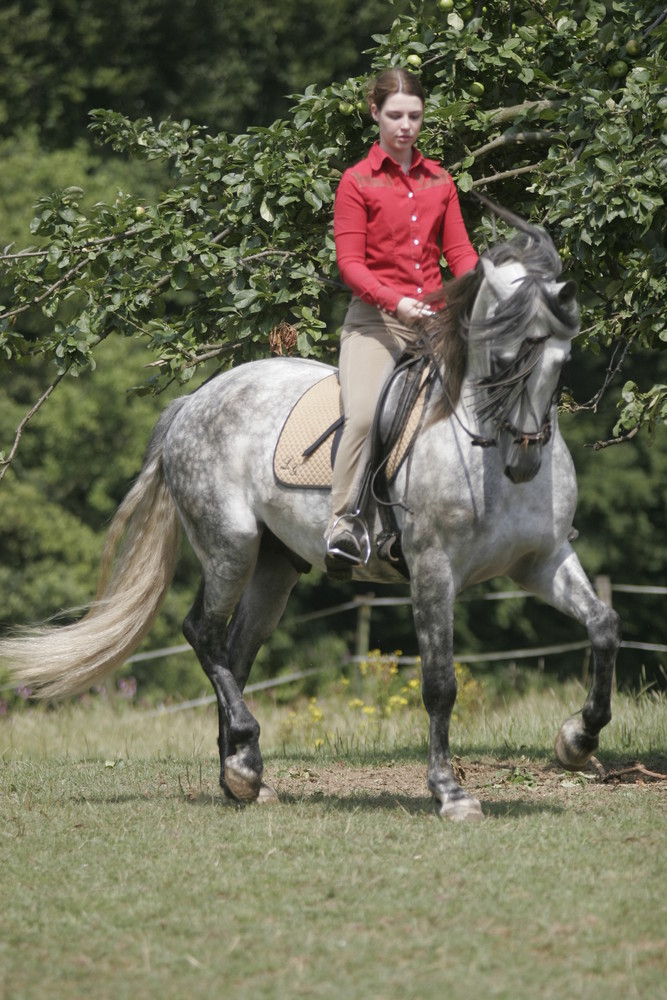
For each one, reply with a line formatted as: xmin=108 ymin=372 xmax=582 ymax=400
xmin=420 ymin=227 xmax=566 ymax=423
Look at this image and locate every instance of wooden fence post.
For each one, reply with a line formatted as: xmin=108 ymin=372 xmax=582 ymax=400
xmin=351 ymin=596 xmax=373 ymax=697
xmin=355 ymin=596 xmax=372 ymax=662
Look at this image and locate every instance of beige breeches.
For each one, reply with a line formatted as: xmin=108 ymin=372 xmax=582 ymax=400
xmin=329 ymin=297 xmax=415 ymax=524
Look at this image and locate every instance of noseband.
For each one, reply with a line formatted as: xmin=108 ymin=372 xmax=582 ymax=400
xmin=497 ymin=413 xmax=553 ymax=449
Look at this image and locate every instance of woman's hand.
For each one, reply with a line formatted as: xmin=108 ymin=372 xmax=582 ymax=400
xmin=396 ymin=297 xmax=434 ymax=326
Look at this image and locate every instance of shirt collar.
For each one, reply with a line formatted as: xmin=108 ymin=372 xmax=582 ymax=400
xmin=368 ymin=141 xmax=441 ymax=176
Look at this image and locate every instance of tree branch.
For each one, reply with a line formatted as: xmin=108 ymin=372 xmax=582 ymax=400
xmin=472 ymin=163 xmax=541 ymax=186
xmin=449 ymin=129 xmax=564 ymax=173
xmin=144 ymin=341 xmax=241 ymax=368
xmin=0 ymin=371 xmax=68 ymax=481
xmin=0 ymin=226 xmax=143 ymax=323
xmin=0 ymin=227 xmax=139 ymax=264
xmin=487 ymin=99 xmax=562 ymax=124
xmin=588 ymin=426 xmax=639 ymax=450
xmin=0 ymin=258 xmax=89 ymax=323
xmin=568 ymin=337 xmax=632 ymax=414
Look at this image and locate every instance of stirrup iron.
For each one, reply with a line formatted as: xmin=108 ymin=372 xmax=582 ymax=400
xmin=325 ymin=513 xmax=372 ymax=566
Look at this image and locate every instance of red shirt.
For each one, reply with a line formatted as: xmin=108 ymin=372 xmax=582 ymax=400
xmin=334 ymin=142 xmax=479 ymax=314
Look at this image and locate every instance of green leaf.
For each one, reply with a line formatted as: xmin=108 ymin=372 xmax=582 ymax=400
xmin=304 ymin=190 xmax=322 ymax=211
xmin=595 ymin=155 xmax=619 ymax=174
xmin=170 ymin=263 xmax=190 ymax=290
xmin=259 ymin=199 xmax=275 ymax=223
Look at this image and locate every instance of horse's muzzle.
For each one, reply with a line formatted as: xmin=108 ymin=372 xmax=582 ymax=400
xmin=503 ymin=442 xmax=543 ymax=483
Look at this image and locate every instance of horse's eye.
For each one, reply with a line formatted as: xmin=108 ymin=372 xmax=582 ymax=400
xmin=492 ymin=349 xmax=516 ymax=369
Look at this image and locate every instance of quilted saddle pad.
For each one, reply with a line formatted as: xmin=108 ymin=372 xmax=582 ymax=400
xmin=273 ymin=370 xmax=430 ymax=490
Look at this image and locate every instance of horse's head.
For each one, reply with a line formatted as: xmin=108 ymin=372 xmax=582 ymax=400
xmin=465 ymin=231 xmax=579 ymax=483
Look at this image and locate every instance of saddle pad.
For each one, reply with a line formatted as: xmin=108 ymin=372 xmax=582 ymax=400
xmin=274 ymin=374 xmax=342 ymax=488
xmin=273 ymin=371 xmax=430 ymax=489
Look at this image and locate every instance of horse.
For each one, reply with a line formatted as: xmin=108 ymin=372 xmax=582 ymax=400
xmin=0 ymin=225 xmax=621 ymax=821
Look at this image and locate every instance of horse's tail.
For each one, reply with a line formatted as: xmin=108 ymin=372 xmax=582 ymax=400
xmin=0 ymin=399 xmax=187 ymax=700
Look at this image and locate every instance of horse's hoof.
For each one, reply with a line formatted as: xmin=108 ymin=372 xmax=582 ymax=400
xmin=555 ymin=716 xmax=599 ymax=771
xmin=439 ymin=795 xmax=484 ymax=822
xmin=224 ymin=756 xmax=261 ymax=801
xmin=257 ymin=782 xmax=280 ymax=805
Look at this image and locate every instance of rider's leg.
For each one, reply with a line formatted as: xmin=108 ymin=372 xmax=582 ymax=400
xmin=326 ymin=299 xmax=412 ymax=564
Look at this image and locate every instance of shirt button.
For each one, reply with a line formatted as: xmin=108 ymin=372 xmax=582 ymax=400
xmin=415 ymin=263 xmax=420 ymax=270
xmin=411 ymin=215 xmax=417 ymax=222
xmin=413 ymin=239 xmax=419 ymax=245
xmin=417 ymin=287 xmax=423 ymax=294
xmin=408 ymin=192 xmax=414 ymax=199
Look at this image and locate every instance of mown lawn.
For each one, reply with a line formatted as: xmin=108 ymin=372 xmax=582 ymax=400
xmin=1 ymin=683 xmax=665 ymax=1000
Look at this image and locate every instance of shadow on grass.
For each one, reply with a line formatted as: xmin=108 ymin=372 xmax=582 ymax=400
xmin=269 ymin=743 xmax=667 ymax=772
xmin=65 ymin=787 xmax=565 ymax=819
xmin=271 ymin=790 xmax=565 ymax=819
xmin=267 ymin=742 xmax=560 ymax=767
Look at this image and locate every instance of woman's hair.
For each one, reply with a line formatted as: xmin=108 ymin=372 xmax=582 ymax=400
xmin=367 ymin=68 xmax=425 ymax=112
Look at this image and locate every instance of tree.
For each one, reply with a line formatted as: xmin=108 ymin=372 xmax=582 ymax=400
xmin=1 ymin=0 xmax=664 ymax=468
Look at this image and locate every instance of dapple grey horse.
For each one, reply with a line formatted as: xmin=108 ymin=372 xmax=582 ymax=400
xmin=0 ymin=227 xmax=620 ymax=821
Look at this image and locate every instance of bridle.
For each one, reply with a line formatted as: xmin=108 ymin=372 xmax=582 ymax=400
xmin=421 ymin=331 xmax=557 ymax=451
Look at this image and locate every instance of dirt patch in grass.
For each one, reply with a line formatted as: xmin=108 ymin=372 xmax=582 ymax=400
xmin=266 ymin=755 xmax=667 ymax=812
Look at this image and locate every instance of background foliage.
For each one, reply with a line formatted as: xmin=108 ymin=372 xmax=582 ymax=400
xmin=0 ymin=0 xmax=665 ymax=697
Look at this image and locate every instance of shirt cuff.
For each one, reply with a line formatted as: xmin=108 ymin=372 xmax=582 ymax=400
xmin=371 ymin=286 xmax=402 ymax=315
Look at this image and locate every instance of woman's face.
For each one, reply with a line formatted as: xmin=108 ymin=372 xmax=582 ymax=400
xmin=371 ymin=92 xmax=424 ymax=160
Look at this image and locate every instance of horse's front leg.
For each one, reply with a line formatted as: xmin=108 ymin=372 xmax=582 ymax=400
xmin=516 ymin=544 xmax=621 ymax=770
xmin=410 ymin=550 xmax=483 ymax=821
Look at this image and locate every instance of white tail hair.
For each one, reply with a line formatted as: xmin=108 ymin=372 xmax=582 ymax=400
xmin=0 ymin=415 xmax=182 ymax=700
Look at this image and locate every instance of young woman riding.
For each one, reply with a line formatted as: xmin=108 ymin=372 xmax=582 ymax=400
xmin=325 ymin=68 xmax=479 ymax=571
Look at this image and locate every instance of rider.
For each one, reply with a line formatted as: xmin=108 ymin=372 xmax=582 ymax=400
xmin=325 ymin=68 xmax=479 ymax=571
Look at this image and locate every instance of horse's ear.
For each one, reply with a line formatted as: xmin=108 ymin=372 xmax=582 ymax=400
xmin=558 ymin=279 xmax=577 ymax=303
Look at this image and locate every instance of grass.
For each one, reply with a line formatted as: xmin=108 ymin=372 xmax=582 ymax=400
xmin=1 ymin=681 xmax=665 ymax=1000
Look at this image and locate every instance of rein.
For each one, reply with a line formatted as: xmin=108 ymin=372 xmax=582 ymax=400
xmin=422 ymin=339 xmax=497 ymax=448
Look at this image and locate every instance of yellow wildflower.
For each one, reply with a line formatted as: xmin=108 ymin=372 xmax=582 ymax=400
xmin=389 ymin=695 xmax=409 ymax=707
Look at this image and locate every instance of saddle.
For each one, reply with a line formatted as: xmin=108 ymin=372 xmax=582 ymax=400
xmin=273 ymin=354 xmax=434 ymax=576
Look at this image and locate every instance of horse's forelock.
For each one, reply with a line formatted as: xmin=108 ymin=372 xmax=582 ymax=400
xmin=486 ymin=228 xmax=562 ymax=283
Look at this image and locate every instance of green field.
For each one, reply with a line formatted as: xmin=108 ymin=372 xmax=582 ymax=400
xmin=1 ymin=682 xmax=665 ymax=1000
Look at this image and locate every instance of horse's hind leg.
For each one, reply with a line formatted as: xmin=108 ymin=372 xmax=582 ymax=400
xmin=184 ymin=577 xmax=263 ymax=801
xmin=515 ymin=544 xmax=621 ymax=770
xmin=184 ymin=535 xmax=302 ymax=802
xmin=222 ymin=538 xmax=303 ymax=801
